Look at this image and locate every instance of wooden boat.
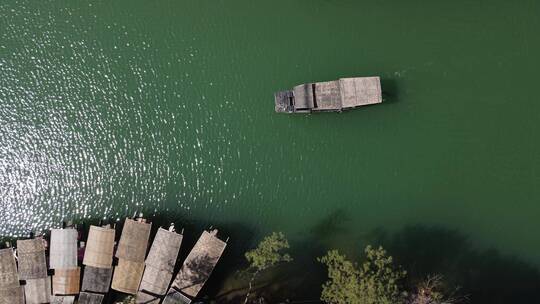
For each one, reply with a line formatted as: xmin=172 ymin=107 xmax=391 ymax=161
xmin=78 ymin=291 xmax=104 ymax=304
xmin=274 ymin=76 xmax=382 ymax=113
xmin=25 ymin=277 xmax=52 ymax=304
xmin=0 ymin=286 xmax=25 ymax=304
xmin=49 ymin=228 xmax=78 ymax=269
xmin=111 ymin=259 xmax=145 ymax=295
xmin=166 ymin=229 xmax=227 ymax=303
xmin=111 ymin=217 xmax=151 ymax=295
xmin=16 ymin=237 xmax=52 ymax=303
xmin=83 ymin=225 xmax=115 ymax=268
xmin=0 ymin=248 xmax=24 ymax=304
xmin=81 ymin=266 xmax=113 ymax=294
xmin=16 ymin=238 xmax=47 ymax=280
xmin=50 ymin=228 xmax=81 ymax=296
xmin=163 ymin=289 xmax=192 ymax=304
xmin=139 ymin=226 xmax=183 ymax=296
xmin=81 ymin=224 xmax=115 ymax=299
xmin=52 ymin=267 xmax=80 ymax=295
xmin=136 ymin=291 xmax=160 ymax=303
xmin=115 ymin=218 xmax=151 ymax=262
xmin=0 ymin=248 xmax=19 ymax=288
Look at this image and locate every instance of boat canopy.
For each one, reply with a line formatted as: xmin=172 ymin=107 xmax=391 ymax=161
xmin=111 ymin=259 xmax=145 ymax=295
xmin=52 ymin=267 xmax=80 ymax=295
xmin=83 ymin=226 xmax=115 ymax=268
xmin=0 ymin=248 xmax=19 ymax=289
xmin=136 ymin=291 xmax=160 ymax=303
xmin=115 ymin=219 xmax=151 ymax=262
xmin=163 ymin=288 xmax=192 ymax=304
xmin=50 ymin=229 xmax=78 ymax=269
xmin=78 ymin=292 xmax=104 ymax=304
xmin=140 ymin=265 xmax=173 ymax=296
xmin=17 ymin=238 xmax=47 ymax=280
xmin=81 ymin=266 xmax=112 ymax=293
xmin=139 ymin=227 xmax=183 ymax=295
xmin=0 ymin=248 xmax=24 ymax=304
xmin=25 ymin=277 xmax=52 ymax=304
xmin=145 ymin=228 xmax=183 ymax=271
xmin=0 ymin=286 xmax=24 ymax=304
xmin=171 ymin=230 xmax=227 ymax=298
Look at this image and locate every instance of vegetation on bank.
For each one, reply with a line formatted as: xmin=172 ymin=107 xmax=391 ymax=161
xmin=319 ymin=246 xmax=405 ymax=304
xmin=242 ymin=232 xmax=292 ymax=304
xmin=237 ymin=233 xmax=465 ymax=304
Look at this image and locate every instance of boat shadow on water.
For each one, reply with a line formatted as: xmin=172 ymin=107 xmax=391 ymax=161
xmin=380 ymin=77 xmax=400 ymax=104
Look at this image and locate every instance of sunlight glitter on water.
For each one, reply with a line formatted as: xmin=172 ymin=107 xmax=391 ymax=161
xmin=0 ymin=1 xmax=248 ymax=235
xmin=2 ymin=0 xmax=540 ymax=268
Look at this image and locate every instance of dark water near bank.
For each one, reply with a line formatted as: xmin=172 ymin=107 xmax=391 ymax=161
xmin=1 ymin=0 xmax=540 ymax=301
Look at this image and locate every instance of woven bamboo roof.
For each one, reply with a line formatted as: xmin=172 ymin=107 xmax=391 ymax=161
xmin=16 ymin=238 xmax=45 ymax=253
xmin=83 ymin=225 xmax=115 ymax=268
xmin=50 ymin=295 xmax=75 ymax=304
xmin=116 ymin=219 xmax=151 ymax=262
xmin=78 ymin=292 xmax=104 ymax=304
xmin=145 ymin=228 xmax=183 ymax=270
xmin=163 ymin=288 xmax=192 ymax=304
xmin=52 ymin=267 xmax=80 ymax=295
xmin=0 ymin=286 xmax=24 ymax=304
xmin=138 ymin=228 xmax=182 ymax=295
xmin=313 ymin=80 xmax=342 ymax=110
xmin=81 ymin=266 xmax=112 ymax=293
xmin=136 ymin=291 xmax=160 ymax=303
xmin=111 ymin=259 xmax=145 ymax=295
xmin=0 ymin=248 xmax=19 ymax=289
xmin=171 ymin=230 xmax=226 ymax=298
xmin=24 ymin=276 xmax=51 ymax=304
xmin=339 ymin=77 xmax=382 ymax=108
xmin=50 ymin=229 xmax=78 ymax=269
xmin=139 ymin=264 xmax=173 ymax=296
xmin=16 ymin=238 xmax=47 ymax=280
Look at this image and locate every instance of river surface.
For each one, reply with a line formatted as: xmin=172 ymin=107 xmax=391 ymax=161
xmin=1 ymin=0 xmax=540 ymax=274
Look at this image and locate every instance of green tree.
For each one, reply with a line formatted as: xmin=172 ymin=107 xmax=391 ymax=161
xmin=319 ymin=245 xmax=406 ymax=304
xmin=243 ymin=232 xmax=293 ymax=304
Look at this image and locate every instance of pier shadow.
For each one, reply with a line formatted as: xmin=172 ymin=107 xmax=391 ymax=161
xmin=367 ymin=225 xmax=540 ymax=304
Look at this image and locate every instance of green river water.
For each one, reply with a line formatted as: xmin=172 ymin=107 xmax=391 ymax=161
xmin=1 ymin=0 xmax=540 ymax=302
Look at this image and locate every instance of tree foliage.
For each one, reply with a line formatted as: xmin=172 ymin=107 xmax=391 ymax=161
xmin=319 ymin=245 xmax=406 ymax=304
xmin=245 ymin=232 xmax=292 ymax=272
xmin=243 ymin=232 xmax=292 ymax=304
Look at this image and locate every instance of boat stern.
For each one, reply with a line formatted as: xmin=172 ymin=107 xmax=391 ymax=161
xmin=274 ymin=90 xmax=294 ymax=113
